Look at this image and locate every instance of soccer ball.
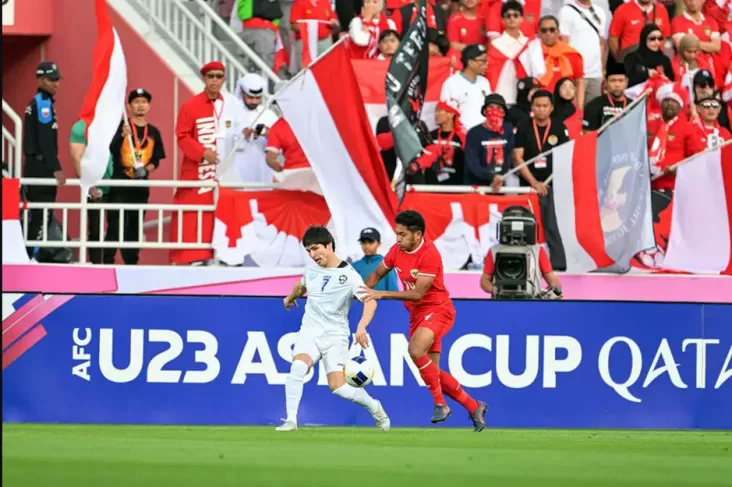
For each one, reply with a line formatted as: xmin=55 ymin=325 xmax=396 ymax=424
xmin=344 ymin=356 xmax=375 ymax=388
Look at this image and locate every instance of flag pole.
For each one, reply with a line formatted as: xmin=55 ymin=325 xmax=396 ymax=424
xmin=505 ymin=89 xmax=650 ymax=180
xmin=651 ymin=138 xmax=732 ymax=181
xmin=216 ymin=36 xmax=350 ymax=167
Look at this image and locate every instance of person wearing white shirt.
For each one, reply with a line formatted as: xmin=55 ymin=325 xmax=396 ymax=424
xmin=560 ymin=0 xmax=608 ymax=105
xmin=439 ymin=44 xmax=493 ymax=130
xmin=221 ymin=73 xmax=280 ymax=185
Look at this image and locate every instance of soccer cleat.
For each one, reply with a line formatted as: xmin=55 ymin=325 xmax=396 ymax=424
xmin=275 ymin=419 xmax=297 ymax=431
xmin=372 ymin=400 xmax=390 ymax=432
xmin=469 ymin=401 xmax=488 ymax=432
xmin=431 ymin=404 xmax=451 ymax=424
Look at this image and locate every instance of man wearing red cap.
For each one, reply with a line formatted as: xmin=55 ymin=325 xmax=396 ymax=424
xmin=170 ymin=61 xmax=246 ymax=265
xmin=649 ymin=83 xmax=705 ymax=191
xmin=411 ymin=99 xmax=466 ymax=185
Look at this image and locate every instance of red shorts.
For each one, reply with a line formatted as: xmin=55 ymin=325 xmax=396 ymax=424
xmin=408 ymin=305 xmax=456 ymax=354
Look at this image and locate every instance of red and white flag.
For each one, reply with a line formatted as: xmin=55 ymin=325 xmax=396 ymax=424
xmin=78 ymin=0 xmax=127 ymax=188
xmin=274 ymin=43 xmax=398 ymax=260
xmin=1 ymin=178 xmax=29 ymax=264
xmin=352 ymin=57 xmax=452 ymax=131
xmin=298 ymin=20 xmax=320 ymax=67
xmin=662 ymin=148 xmax=732 ymax=274
xmin=273 ymin=30 xmax=290 ymax=74
xmin=551 ymin=113 xmax=655 ymax=273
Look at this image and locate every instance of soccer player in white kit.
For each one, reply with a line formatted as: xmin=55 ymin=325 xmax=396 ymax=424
xmin=276 ymin=226 xmax=390 ymax=432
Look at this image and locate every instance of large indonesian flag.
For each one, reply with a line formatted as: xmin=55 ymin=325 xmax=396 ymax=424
xmin=78 ymin=0 xmax=127 ymax=188
xmin=662 ymin=147 xmax=732 ymax=274
xmin=551 ymin=100 xmax=655 ymax=273
xmin=274 ymin=43 xmax=398 ymax=260
xmin=2 ymin=179 xmax=29 ymax=264
xmin=352 ymin=57 xmax=453 ymax=132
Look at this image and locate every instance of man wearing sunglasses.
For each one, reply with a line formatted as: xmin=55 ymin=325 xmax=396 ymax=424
xmin=537 ymin=16 xmax=585 ymax=107
xmin=693 ymin=70 xmax=731 ymax=131
xmin=170 ymin=61 xmax=247 ymax=265
xmin=694 ymin=95 xmax=732 ymax=148
xmin=484 ymin=0 xmax=541 ymax=40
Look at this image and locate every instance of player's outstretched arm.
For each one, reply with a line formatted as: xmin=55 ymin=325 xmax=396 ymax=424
xmin=283 ymin=281 xmax=307 ymax=310
xmin=364 ymin=262 xmax=390 ymax=289
xmin=361 ymin=275 xmax=435 ymax=303
xmin=354 ymin=300 xmax=377 ymax=349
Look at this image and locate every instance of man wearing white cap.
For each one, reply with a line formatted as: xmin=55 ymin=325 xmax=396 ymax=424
xmin=230 ymin=73 xmax=280 ymax=184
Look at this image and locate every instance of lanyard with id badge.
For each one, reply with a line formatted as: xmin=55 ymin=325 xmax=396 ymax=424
xmin=533 ymin=119 xmax=551 ymax=169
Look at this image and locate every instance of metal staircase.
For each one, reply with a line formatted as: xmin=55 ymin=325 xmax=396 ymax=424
xmin=127 ymin=0 xmax=280 ymax=93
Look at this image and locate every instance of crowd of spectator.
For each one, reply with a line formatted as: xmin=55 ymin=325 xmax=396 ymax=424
xmin=217 ymin=0 xmax=732 ymax=194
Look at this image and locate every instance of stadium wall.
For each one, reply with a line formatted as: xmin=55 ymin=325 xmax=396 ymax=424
xmin=3 ymin=294 xmax=730 ymax=429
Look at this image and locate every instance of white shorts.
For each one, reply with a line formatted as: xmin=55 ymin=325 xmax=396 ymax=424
xmin=292 ymin=334 xmax=349 ymax=375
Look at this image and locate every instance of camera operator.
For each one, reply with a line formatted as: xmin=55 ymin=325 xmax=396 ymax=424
xmin=479 ymin=206 xmax=562 ymax=299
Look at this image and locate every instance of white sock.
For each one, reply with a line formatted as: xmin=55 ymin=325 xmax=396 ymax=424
xmin=285 ymin=360 xmax=308 ymax=423
xmin=333 ymin=384 xmax=379 ymax=415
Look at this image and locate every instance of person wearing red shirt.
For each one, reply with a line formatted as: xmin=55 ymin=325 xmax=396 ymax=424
xmin=348 ymin=0 xmax=397 ymax=59
xmin=170 ymin=61 xmax=227 ymax=265
xmin=705 ymin=0 xmax=732 ymax=38
xmin=447 ymin=0 xmax=485 ymax=53
xmin=608 ymin=0 xmax=671 ymax=65
xmin=265 ymin=117 xmax=311 ymax=171
xmin=480 ymin=240 xmax=562 ymax=296
xmin=362 ymin=210 xmax=488 ymax=431
xmin=649 ymin=83 xmax=705 ymax=191
xmin=290 ymin=0 xmax=339 ymax=70
xmin=537 ymin=16 xmax=585 ymax=102
xmin=391 ymin=0 xmax=446 ymax=35
xmin=694 ymin=94 xmax=732 ymax=146
xmin=672 ymin=0 xmax=722 ymax=85
xmin=484 ymin=0 xmax=541 ymax=40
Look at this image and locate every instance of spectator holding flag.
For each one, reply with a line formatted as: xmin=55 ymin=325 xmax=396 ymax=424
xmin=693 ymin=94 xmax=732 ymax=148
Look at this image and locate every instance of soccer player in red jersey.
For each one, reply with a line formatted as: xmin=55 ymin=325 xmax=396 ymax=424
xmin=361 ymin=210 xmax=487 ymax=431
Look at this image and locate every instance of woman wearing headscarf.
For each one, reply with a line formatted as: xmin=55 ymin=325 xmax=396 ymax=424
xmin=624 ymin=24 xmax=675 ymax=87
xmin=553 ymin=77 xmax=583 ymax=140
xmin=672 ymin=34 xmax=713 ymax=85
xmin=506 ymin=77 xmax=537 ymax=130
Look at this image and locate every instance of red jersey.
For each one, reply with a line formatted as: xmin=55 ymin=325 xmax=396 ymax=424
xmin=609 ymin=1 xmax=671 ymax=51
xmin=447 ymin=12 xmax=485 ymax=46
xmin=383 ymin=239 xmax=452 ymax=316
xmin=391 ymin=3 xmax=440 ymax=34
xmin=266 ymin=118 xmax=311 ymax=169
xmin=290 ymin=0 xmax=337 ymax=40
xmin=170 ymin=91 xmax=221 ymax=264
xmin=651 ymin=116 xmax=705 ymax=191
xmin=705 ymin=0 xmax=732 ymax=37
xmin=671 ymin=11 xmax=720 ymax=42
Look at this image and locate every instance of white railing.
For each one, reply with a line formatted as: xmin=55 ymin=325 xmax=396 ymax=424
xmin=18 ymin=178 xmax=533 ymax=264
xmin=2 ymin=99 xmax=23 ymax=178
xmin=134 ymin=0 xmax=280 ymax=94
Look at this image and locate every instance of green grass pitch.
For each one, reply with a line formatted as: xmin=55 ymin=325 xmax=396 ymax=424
xmin=2 ymin=424 xmax=731 ymax=486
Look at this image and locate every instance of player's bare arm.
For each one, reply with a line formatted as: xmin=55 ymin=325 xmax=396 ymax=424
xmin=364 ymin=262 xmax=390 ymax=288
xmin=283 ymin=281 xmax=306 ymax=309
xmin=480 ymin=272 xmax=495 ymax=295
xmin=355 ymin=300 xmax=377 ymax=349
xmin=360 ymin=275 xmax=435 ymax=303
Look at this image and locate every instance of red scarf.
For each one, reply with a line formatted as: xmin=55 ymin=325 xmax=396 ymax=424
xmin=483 ymin=107 xmax=506 ymax=166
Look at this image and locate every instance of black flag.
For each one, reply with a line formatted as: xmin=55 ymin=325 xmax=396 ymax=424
xmin=385 ymin=0 xmax=429 ymax=205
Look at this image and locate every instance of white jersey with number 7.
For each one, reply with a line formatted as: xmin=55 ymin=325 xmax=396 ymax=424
xmin=299 ymin=263 xmax=367 ymax=339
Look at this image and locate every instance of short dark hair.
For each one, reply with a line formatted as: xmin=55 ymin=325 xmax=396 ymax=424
xmin=531 ymin=89 xmax=554 ymax=104
xmin=379 ymin=29 xmax=399 ymax=43
xmin=501 ymin=1 xmax=523 ymax=17
xmin=395 ymin=210 xmax=426 ymax=234
xmin=302 ymin=225 xmax=335 ymax=251
xmin=539 ymin=15 xmax=559 ymax=29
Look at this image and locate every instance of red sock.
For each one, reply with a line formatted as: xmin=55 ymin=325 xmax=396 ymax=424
xmin=440 ymin=370 xmax=479 ymax=414
xmin=413 ymin=355 xmax=446 ymax=405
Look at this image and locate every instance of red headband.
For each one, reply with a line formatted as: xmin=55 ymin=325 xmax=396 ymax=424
xmin=201 ymin=61 xmax=225 ymax=76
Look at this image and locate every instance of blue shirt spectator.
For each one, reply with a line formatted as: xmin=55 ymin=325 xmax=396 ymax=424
xmin=464 ymin=93 xmax=514 ymax=185
xmin=352 ymin=227 xmax=399 ymax=291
